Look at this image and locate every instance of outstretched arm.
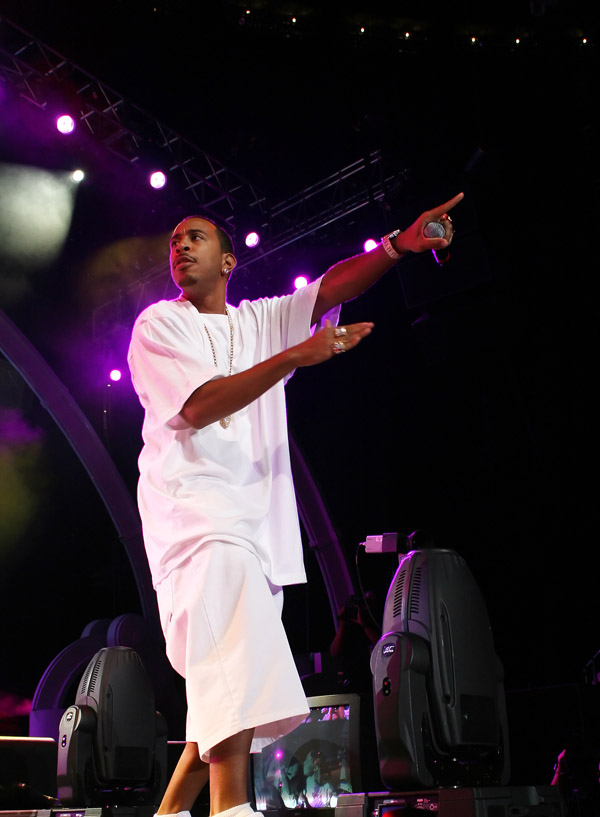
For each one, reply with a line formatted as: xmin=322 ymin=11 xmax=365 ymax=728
xmin=311 ymin=192 xmax=464 ymax=324
xmin=179 ymin=192 xmax=463 ymax=429
xmin=180 ymin=320 xmax=373 ymax=429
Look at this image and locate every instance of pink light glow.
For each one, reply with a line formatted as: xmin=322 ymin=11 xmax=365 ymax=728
xmin=245 ymin=231 xmax=260 ymax=248
xmin=294 ymin=275 xmax=309 ymax=290
xmin=56 ymin=115 xmax=76 ymax=134
xmin=363 ymin=238 xmax=378 ymax=252
xmin=150 ymin=171 xmax=167 ymax=189
xmin=109 ymin=369 xmax=122 ymax=382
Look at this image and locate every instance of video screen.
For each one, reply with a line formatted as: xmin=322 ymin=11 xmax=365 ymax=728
xmin=253 ymin=703 xmax=354 ymax=810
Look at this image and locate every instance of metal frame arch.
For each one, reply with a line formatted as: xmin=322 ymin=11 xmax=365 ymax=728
xmin=1 ymin=307 xmax=161 ymax=638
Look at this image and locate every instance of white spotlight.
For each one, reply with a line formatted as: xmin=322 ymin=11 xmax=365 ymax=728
xmin=150 ymin=170 xmax=167 ymax=189
xmin=294 ymin=275 xmax=308 ymax=290
xmin=71 ymin=169 xmax=85 ymax=183
xmin=56 ymin=115 xmax=76 ymax=134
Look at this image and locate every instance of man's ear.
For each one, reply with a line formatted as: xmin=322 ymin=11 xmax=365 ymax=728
xmin=222 ymin=252 xmax=237 ymax=276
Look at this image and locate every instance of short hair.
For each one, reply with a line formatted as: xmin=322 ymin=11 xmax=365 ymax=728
xmin=178 ymin=214 xmax=235 ymax=255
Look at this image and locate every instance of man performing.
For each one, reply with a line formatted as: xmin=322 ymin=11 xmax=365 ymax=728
xmin=127 ymin=192 xmax=463 ymax=817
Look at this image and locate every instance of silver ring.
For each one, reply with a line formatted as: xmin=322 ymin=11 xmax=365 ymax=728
xmin=332 ymin=341 xmax=346 ymax=353
xmin=333 ymin=326 xmax=347 ymax=337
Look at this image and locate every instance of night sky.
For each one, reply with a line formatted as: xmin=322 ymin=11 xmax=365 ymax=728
xmin=0 ymin=0 xmax=598 ymax=784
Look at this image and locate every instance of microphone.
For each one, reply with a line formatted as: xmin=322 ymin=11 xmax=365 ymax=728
xmin=423 ymin=221 xmax=450 ymax=265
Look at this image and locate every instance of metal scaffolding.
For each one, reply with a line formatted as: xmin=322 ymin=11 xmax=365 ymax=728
xmin=0 ymin=16 xmax=268 ymax=225
xmin=0 ymin=14 xmax=405 ymax=340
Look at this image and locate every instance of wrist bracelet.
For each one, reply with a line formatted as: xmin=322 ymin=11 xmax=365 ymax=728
xmin=381 ymin=229 xmax=402 ymax=261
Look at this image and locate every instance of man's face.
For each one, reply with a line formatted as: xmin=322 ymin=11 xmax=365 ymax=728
xmin=169 ymin=217 xmax=226 ymax=291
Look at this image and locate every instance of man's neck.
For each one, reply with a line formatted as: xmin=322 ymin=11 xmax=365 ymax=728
xmin=178 ymin=289 xmax=227 ymax=314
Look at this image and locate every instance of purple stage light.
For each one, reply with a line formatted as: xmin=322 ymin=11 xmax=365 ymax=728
xmin=294 ymin=275 xmax=308 ymax=290
xmin=150 ymin=171 xmax=167 ymax=189
xmin=56 ymin=115 xmax=76 ymax=134
xmin=109 ymin=369 xmax=122 ymax=382
xmin=245 ymin=231 xmax=260 ymax=248
xmin=363 ymin=239 xmax=377 ymax=252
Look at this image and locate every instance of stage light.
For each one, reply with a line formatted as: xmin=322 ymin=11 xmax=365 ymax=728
xmin=471 ymin=36 xmax=477 ymax=44
xmin=245 ymin=231 xmax=260 ymax=248
xmin=294 ymin=275 xmax=308 ymax=290
xmin=109 ymin=369 xmax=122 ymax=382
xmin=56 ymin=115 xmax=76 ymax=134
xmin=405 ymin=32 xmax=410 ymax=39
xmin=364 ymin=239 xmax=377 ymax=253
xmin=71 ymin=169 xmax=85 ymax=183
xmin=149 ymin=171 xmax=167 ymax=189
xmin=0 ymin=162 xmax=77 ymax=300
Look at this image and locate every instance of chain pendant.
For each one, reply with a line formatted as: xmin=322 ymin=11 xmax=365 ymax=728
xmin=203 ymin=306 xmax=235 ymax=430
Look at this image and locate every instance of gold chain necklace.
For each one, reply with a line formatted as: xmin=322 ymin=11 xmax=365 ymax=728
xmin=203 ymin=307 xmax=234 ymax=429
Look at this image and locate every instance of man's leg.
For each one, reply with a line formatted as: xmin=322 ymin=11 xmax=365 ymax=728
xmin=156 ymin=729 xmax=255 ymax=817
xmin=157 ymin=742 xmax=209 ymax=814
xmin=209 ymin=728 xmax=255 ymax=816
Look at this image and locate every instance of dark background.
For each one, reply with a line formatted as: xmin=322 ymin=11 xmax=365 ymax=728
xmin=0 ymin=0 xmax=598 ymax=784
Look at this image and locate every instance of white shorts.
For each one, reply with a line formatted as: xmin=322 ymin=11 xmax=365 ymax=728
xmin=156 ymin=541 xmax=309 ymax=762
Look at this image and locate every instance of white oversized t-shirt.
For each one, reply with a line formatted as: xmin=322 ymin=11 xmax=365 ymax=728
xmin=128 ymin=278 xmax=338 ymax=589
